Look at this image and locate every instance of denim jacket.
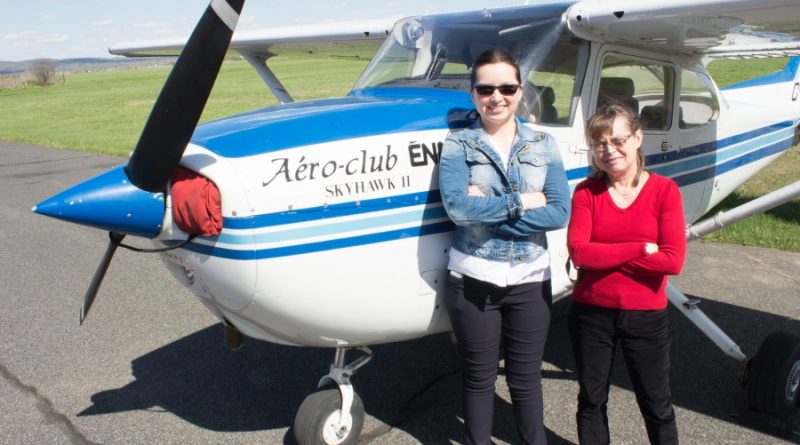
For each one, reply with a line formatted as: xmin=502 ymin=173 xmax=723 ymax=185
xmin=438 ymin=118 xmax=570 ymax=263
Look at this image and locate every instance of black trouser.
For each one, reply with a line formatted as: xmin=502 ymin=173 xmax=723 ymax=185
xmin=568 ymin=302 xmax=678 ymax=445
xmin=445 ymin=273 xmax=551 ymax=445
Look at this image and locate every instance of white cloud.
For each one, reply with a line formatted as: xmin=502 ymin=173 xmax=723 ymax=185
xmin=2 ymin=33 xmax=19 ymax=42
xmin=148 ymin=29 xmax=175 ymax=36
xmin=36 ymin=33 xmax=68 ymax=43
xmin=133 ymin=21 xmax=170 ymax=29
xmin=90 ymin=20 xmax=113 ymax=27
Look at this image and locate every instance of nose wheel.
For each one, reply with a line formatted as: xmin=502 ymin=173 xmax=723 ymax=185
xmin=293 ymin=346 xmax=373 ymax=445
xmin=294 ymin=385 xmax=365 ymax=445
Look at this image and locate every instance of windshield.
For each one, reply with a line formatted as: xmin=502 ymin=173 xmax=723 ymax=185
xmin=353 ymin=7 xmax=589 ymax=125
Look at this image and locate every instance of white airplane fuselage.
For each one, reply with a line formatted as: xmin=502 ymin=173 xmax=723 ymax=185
xmin=154 ymin=36 xmax=800 ymax=346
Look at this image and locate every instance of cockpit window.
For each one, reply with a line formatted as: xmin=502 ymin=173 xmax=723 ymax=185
xmin=353 ymin=8 xmax=589 ymax=126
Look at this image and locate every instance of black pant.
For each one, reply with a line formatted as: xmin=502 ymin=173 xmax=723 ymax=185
xmin=445 ymin=273 xmax=551 ymax=445
xmin=568 ymin=302 xmax=678 ymax=445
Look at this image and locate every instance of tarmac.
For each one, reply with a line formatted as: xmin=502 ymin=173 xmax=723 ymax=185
xmin=2 ymin=140 xmax=799 ymax=444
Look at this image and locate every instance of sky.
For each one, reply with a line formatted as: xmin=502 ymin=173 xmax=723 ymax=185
xmin=0 ymin=0 xmax=532 ymax=61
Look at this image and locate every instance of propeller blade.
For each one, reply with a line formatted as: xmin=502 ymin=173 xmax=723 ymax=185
xmin=80 ymin=232 xmax=126 ymax=325
xmin=125 ymin=0 xmax=245 ymax=193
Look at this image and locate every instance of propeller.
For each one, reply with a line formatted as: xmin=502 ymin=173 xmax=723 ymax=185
xmin=126 ymin=0 xmax=245 ymax=193
xmin=80 ymin=232 xmax=125 ymax=325
xmin=78 ymin=0 xmax=245 ymax=323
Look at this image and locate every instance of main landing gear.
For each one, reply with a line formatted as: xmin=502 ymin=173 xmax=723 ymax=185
xmin=743 ymin=331 xmax=800 ymax=426
xmin=294 ymin=346 xmax=373 ymax=445
xmin=667 ymin=284 xmax=800 ymax=427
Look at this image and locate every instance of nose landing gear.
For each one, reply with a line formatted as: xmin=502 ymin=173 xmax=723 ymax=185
xmin=293 ymin=346 xmax=373 ymax=445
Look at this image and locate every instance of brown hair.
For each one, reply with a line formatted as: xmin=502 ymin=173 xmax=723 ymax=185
xmin=585 ymin=103 xmax=645 ymax=185
xmin=470 ymin=48 xmax=521 ymax=87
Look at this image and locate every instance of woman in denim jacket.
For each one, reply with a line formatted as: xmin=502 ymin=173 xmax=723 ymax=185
xmin=439 ymin=48 xmax=570 ymax=445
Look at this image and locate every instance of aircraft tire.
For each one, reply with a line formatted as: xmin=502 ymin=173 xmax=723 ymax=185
xmin=293 ymin=387 xmax=365 ymax=445
xmin=746 ymin=330 xmax=800 ymax=425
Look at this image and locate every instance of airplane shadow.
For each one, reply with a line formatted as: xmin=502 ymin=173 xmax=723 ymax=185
xmin=77 ymin=295 xmax=800 ymax=443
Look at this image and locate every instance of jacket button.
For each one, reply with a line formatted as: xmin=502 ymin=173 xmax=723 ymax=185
xmin=519 ymin=255 xmax=526 ymax=261
xmin=512 ymin=185 xmax=518 ymax=191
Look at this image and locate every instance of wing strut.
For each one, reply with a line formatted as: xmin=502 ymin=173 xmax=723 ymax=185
xmin=241 ymin=53 xmax=295 ymax=104
xmin=666 ymin=283 xmax=747 ymax=361
xmin=687 ymin=180 xmax=800 ymax=240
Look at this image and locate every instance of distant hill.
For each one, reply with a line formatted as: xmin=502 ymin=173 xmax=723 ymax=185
xmin=0 ymin=57 xmax=176 ymax=76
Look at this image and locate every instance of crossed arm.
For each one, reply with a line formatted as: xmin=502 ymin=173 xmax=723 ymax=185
xmin=439 ymin=135 xmax=570 ymax=233
xmin=567 ymin=180 xmax=686 ymax=275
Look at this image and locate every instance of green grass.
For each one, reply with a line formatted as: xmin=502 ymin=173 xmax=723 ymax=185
xmin=707 ymin=57 xmax=789 ymax=88
xmin=0 ymin=56 xmax=371 ymax=155
xmin=697 ymin=58 xmax=800 ymax=252
xmin=1 ymin=53 xmax=798 ymax=251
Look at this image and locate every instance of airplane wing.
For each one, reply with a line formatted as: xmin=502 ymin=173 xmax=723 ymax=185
xmin=565 ymin=0 xmax=800 ymax=59
xmin=110 ymin=18 xmax=396 ymax=103
xmin=109 ymin=18 xmax=395 ymax=58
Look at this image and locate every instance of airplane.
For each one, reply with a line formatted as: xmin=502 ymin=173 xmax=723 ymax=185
xmin=32 ymin=0 xmax=800 ymax=443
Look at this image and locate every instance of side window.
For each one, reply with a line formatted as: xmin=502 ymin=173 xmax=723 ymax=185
xmin=679 ymin=69 xmax=719 ymax=129
xmin=596 ymin=54 xmax=675 ymax=131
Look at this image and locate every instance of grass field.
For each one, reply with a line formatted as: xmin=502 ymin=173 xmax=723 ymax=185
xmin=0 ymin=57 xmax=372 ymax=155
xmin=0 ymin=53 xmax=798 ymax=251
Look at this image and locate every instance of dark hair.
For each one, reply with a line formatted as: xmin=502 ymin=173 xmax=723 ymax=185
xmin=585 ymin=103 xmax=645 ymax=185
xmin=470 ymin=48 xmax=521 ymax=87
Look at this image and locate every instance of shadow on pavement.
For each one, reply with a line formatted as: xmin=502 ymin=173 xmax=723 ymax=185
xmin=78 ymin=293 xmax=800 ymax=443
xmin=544 ymin=295 xmax=800 ymax=443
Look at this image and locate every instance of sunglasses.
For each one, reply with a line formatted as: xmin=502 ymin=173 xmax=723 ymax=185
xmin=473 ymin=84 xmax=521 ymax=96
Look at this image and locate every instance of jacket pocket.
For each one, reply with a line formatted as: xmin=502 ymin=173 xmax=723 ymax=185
xmin=517 ymin=149 xmax=550 ymax=192
xmin=465 ymin=148 xmax=496 ymax=189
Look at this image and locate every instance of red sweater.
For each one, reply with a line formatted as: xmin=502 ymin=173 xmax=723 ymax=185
xmin=567 ymin=173 xmax=686 ymax=310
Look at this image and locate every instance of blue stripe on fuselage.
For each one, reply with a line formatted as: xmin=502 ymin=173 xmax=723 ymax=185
xmin=648 ymin=123 xmax=793 ymax=179
xmin=568 ymin=122 xmax=792 ymax=182
xmin=189 ymin=122 xmax=794 ymax=259
xmin=645 ymin=122 xmax=792 ymax=165
xmin=217 ymin=206 xmax=449 ymax=244
xmin=668 ymin=136 xmax=791 ymax=188
xmin=187 ymin=221 xmax=455 ymax=260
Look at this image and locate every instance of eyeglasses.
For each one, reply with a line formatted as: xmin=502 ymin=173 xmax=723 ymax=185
xmin=472 ymin=84 xmax=521 ymax=96
xmin=589 ymin=133 xmax=634 ymax=152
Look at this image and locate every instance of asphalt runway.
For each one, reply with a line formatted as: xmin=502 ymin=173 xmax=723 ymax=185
xmin=2 ymin=140 xmax=799 ymax=444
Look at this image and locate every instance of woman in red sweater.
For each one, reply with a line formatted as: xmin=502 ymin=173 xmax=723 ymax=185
xmin=567 ymin=103 xmax=686 ymax=444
